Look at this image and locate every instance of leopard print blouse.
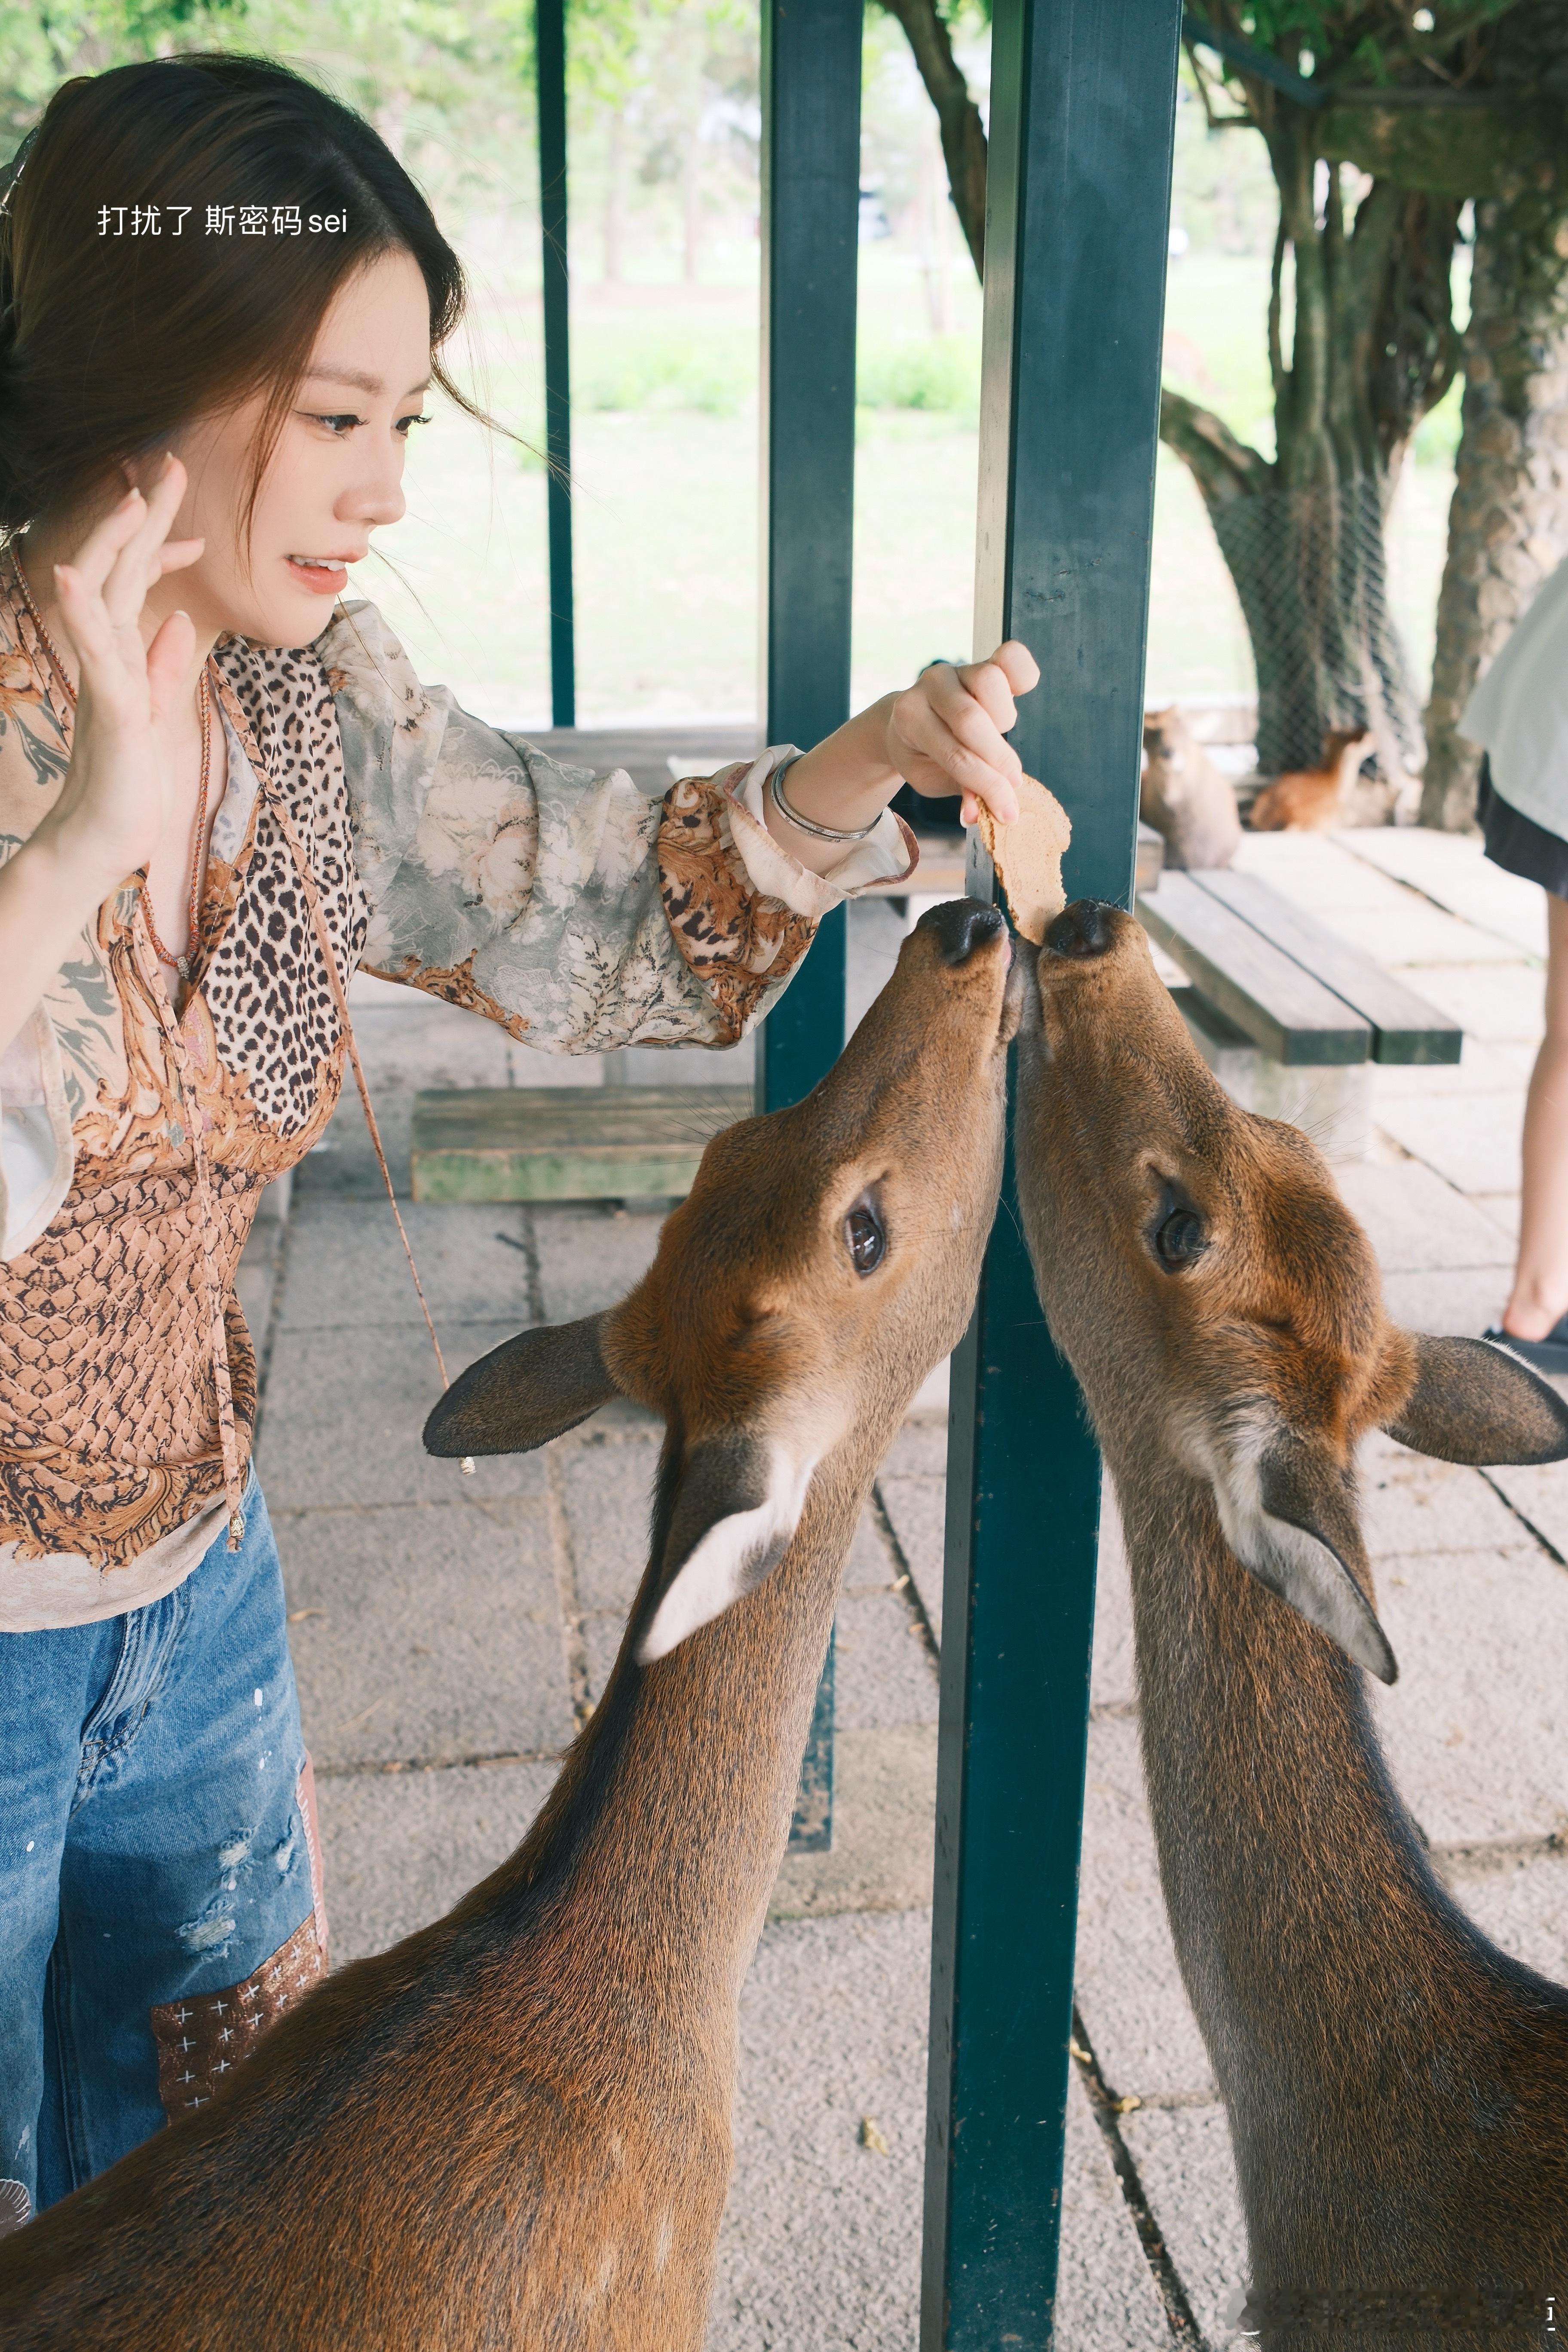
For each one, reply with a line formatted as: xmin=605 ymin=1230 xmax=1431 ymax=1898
xmin=0 ymin=584 xmax=916 ymax=1585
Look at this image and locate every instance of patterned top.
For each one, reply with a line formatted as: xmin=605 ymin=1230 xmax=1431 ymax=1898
xmin=0 ymin=582 xmax=916 ymax=1625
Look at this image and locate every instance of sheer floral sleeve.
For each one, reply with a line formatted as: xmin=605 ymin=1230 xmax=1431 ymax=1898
xmin=317 ymin=599 xmax=917 ymax=1053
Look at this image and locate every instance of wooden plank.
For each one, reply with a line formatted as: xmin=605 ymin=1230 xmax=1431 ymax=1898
xmin=1136 ymin=873 xmax=1370 ymax=1066
xmin=1188 ymin=868 xmax=1463 ymax=1065
xmin=410 ymin=1085 xmax=753 ymax=1204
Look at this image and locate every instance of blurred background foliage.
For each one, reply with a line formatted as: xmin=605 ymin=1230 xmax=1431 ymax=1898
xmin=0 ymin=0 xmax=1531 ymax=755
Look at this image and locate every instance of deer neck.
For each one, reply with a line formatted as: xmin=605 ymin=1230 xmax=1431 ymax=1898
xmin=1111 ymin=1446 xmax=1478 ymax=2108
xmin=474 ymin=1433 xmax=875 ymax=2015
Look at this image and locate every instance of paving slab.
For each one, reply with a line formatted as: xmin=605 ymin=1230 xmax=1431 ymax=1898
xmin=278 ymin=1496 xmax=574 ymax=1770
xmin=768 ymin=1726 xmax=937 ymax=1922
xmin=534 ymin=1199 xmax=669 ymax=1321
xmin=1331 ymin=1159 xmax=1516 ymax=1272
xmin=1442 ymin=1846 xmax=1568 ymax=1981
xmin=1372 ymin=1038 xmax=1536 ymax=1097
xmin=833 ymin=1589 xmax=940 ymax=1730
xmin=1054 ymin=2072 xmax=1175 ymax=2352
xmin=1120 ymin=2101 xmax=1249 ymax=2349
xmin=875 ymin=1469 xmax=946 ymax=1638
xmin=1471 ymin=1190 xmax=1522 ymax=1240
xmin=1093 ymin=1484 xmax=1138 ymax=1713
xmin=1371 ymin=1540 xmax=1568 ymax=1849
xmin=315 ymin=1758 xmax=559 ymax=1966
xmin=258 ymin=1319 xmax=545 ymax=1507
xmin=843 ymin=1504 xmax=903 ymax=1593
xmin=278 ymin=1197 xmax=536 ymax=1331
xmin=1380 ymin=1265 xmax=1510 ymax=1336
xmin=1392 ymin=961 xmax=1545 ymax=1043
xmin=1357 ymin=1430 xmax=1526 ymax=1559
xmin=1075 ymin=1715 xmax=1215 ymax=2105
xmin=1335 ymin=827 xmax=1549 ymax=959
xmin=1373 ymin=1092 xmax=1525 ymax=1198
xmin=1233 ymin=830 xmax=1424 ymax=913
xmin=704 ymin=1908 xmax=931 ymax=2352
xmin=707 ymin=1907 xmax=1167 ymax=2352
xmin=1484 ymin=1447 xmax=1568 ymax=1563
xmin=557 ymin=1429 xmax=662 ymax=1613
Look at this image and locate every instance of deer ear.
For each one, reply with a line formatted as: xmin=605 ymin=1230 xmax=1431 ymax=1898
xmin=423 ymin=1313 xmax=621 ymax=1456
xmin=636 ymin=1429 xmax=816 ymax=1666
xmin=1207 ymin=1424 xmax=1397 ymax=1685
xmin=1382 ymin=1333 xmax=1568 ymax=1466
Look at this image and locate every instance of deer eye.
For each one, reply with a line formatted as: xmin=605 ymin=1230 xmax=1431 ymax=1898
xmin=845 ymin=1197 xmax=886 ymax=1276
xmin=1153 ymin=1202 xmax=1207 ymax=1272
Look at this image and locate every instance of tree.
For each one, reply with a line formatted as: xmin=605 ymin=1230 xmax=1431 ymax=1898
xmin=1418 ymin=1 xmax=1568 ymax=828
xmin=879 ymin=0 xmax=1546 ymax=801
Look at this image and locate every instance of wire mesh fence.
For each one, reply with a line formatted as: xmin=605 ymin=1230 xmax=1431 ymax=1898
xmin=1209 ymin=474 xmax=1424 ymax=813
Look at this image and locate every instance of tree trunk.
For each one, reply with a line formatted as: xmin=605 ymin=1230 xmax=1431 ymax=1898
xmin=881 ymin=0 xmax=1466 ymax=810
xmin=1422 ymin=185 xmax=1568 ymax=829
xmin=873 ymin=0 xmax=987 ymax=274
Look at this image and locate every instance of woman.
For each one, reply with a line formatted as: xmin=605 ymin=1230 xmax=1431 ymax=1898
xmin=1464 ymin=551 xmax=1568 ymax=1375
xmin=0 ymin=53 xmax=1037 ymax=2220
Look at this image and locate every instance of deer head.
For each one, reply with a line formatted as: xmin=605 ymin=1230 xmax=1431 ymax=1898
xmin=1013 ymin=900 xmax=1568 ymax=1686
xmin=426 ymin=899 xmax=1022 ymax=1663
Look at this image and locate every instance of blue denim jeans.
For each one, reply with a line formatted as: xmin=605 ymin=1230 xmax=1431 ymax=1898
xmin=0 ymin=1470 xmax=326 ymax=2222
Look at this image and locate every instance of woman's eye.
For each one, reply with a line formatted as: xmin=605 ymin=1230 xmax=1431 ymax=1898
xmin=845 ymin=1200 xmax=886 ymax=1276
xmin=398 ymin=413 xmax=431 ymax=435
xmin=1154 ymin=1206 xmax=1207 ymax=1271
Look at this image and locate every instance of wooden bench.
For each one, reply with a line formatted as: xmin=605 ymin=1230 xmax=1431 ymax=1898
xmin=411 ymin=1085 xmax=753 ymax=1204
xmin=1135 ymin=869 xmax=1461 ymax=1159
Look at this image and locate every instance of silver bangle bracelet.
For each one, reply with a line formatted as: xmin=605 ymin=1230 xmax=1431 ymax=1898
xmin=769 ymin=753 xmax=883 ymax=843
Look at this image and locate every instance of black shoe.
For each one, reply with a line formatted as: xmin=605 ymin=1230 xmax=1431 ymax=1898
xmin=1482 ymin=1318 xmax=1568 ymax=1376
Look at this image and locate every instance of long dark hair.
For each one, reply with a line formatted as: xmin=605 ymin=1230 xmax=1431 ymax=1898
xmin=0 ymin=53 xmax=519 ymax=561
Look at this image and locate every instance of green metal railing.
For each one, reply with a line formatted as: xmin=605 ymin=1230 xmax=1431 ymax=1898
xmin=922 ymin=4 xmax=1182 ymax=2340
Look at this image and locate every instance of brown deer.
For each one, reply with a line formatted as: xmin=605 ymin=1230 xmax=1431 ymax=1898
xmin=1140 ymin=703 xmax=1240 ymax=871
xmin=1014 ymin=899 xmax=1568 ymax=2352
xmin=0 ymin=897 xmax=1022 ymax=2351
xmin=1248 ymin=723 xmax=1373 ymax=833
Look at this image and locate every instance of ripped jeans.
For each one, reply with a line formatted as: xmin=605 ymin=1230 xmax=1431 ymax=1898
xmin=0 ymin=1469 xmax=328 ymax=2223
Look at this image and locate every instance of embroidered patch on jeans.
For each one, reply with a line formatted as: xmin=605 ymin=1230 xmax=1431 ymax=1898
xmin=151 ymin=1912 xmax=325 ymax=2121
xmin=0 ymin=2177 xmax=30 ymax=2239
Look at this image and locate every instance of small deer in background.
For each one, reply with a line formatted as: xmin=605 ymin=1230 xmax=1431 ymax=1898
xmin=1014 ymin=900 xmax=1568 ymax=2351
xmin=1140 ymin=704 xmax=1240 ymax=870
xmin=1248 ymin=723 xmax=1374 ymax=832
xmin=0 ymin=898 xmax=1022 ymax=2352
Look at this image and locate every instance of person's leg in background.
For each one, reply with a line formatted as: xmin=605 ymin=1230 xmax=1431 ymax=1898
xmin=1 ymin=1470 xmax=328 ymax=2225
xmin=1500 ymin=888 xmax=1568 ymax=1351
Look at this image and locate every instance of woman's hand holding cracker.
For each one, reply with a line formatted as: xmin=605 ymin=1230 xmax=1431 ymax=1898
xmin=759 ymin=638 xmax=1041 ymax=875
xmin=884 ymin=642 xmax=1040 ymax=828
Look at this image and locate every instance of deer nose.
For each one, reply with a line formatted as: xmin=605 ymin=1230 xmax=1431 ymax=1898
xmin=915 ymin=897 xmax=1008 ymax=966
xmin=1045 ymin=899 xmax=1117 ymax=959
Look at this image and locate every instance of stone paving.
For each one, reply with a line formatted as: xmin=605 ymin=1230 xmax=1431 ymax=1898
xmin=236 ymin=829 xmax=1568 ymax=2350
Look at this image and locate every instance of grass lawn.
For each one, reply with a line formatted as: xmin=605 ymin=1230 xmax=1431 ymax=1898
xmin=352 ymin=246 xmax=1458 ymax=735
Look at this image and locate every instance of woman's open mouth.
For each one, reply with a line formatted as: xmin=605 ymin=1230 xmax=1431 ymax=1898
xmin=286 ymin=555 xmax=352 ymax=594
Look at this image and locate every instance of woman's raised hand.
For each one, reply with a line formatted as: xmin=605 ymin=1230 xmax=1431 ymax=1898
xmin=41 ymin=449 xmax=207 ymax=896
xmin=884 ymin=641 xmax=1041 ymax=829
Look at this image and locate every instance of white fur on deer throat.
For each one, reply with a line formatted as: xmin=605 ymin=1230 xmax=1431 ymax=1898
xmin=1173 ymin=1400 xmax=1393 ymax=1681
xmin=636 ymin=1440 xmax=819 ymax=1665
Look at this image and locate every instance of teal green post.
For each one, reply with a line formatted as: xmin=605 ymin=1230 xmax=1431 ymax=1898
xmin=920 ymin=2 xmax=1182 ymax=2342
xmin=756 ymin=0 xmax=864 ymax=1855
xmin=536 ymin=0 xmax=574 ymax=728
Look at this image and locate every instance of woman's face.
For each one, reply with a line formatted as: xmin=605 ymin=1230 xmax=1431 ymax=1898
xmin=126 ymin=245 xmax=432 ymax=651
